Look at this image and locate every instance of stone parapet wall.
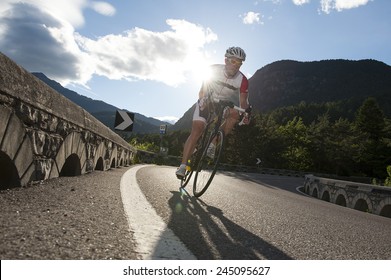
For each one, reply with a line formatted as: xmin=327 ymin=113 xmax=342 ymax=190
xmin=0 ymin=52 xmax=135 ymax=187
xmin=304 ymin=175 xmax=391 ymax=218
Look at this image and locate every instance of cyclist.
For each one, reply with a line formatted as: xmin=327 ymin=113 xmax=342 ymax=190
xmin=176 ymin=46 xmax=251 ymax=179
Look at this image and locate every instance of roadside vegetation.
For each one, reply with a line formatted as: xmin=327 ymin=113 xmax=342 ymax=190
xmin=129 ymin=97 xmax=391 ymax=185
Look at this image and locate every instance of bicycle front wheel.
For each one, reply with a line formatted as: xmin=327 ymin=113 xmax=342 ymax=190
xmin=193 ymin=130 xmax=225 ymax=197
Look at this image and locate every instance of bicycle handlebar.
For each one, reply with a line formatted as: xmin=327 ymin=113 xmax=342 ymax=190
xmin=211 ymin=98 xmax=251 ymax=126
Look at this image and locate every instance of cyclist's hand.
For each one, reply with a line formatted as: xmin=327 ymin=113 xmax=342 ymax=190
xmin=241 ymin=106 xmax=252 ymax=125
xmin=242 ymin=113 xmax=251 ymax=125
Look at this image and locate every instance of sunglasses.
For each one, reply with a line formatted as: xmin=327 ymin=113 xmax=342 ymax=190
xmin=227 ymin=57 xmax=243 ymax=66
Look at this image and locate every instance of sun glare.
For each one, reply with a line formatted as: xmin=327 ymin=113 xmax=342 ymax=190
xmin=190 ymin=57 xmax=213 ymax=85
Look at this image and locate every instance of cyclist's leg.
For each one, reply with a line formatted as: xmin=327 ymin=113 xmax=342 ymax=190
xmin=176 ymin=121 xmax=205 ymax=179
xmin=176 ymin=102 xmax=207 ymax=178
xmin=182 ymin=120 xmax=205 ymax=164
xmin=220 ymin=108 xmax=240 ymax=136
xmin=182 ymin=100 xmax=208 ymax=164
xmin=208 ymin=108 xmax=239 ymax=150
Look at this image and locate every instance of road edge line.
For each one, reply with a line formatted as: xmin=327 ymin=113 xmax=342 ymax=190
xmin=120 ymin=164 xmax=196 ymax=260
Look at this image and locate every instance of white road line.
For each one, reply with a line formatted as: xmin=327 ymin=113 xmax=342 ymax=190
xmin=120 ymin=165 xmax=196 ymax=260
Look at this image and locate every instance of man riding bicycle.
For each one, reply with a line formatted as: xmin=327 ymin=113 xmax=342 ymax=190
xmin=176 ymin=46 xmax=251 ymax=179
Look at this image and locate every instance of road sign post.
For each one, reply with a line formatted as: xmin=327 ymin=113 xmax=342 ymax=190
xmin=159 ymin=125 xmax=168 ymax=156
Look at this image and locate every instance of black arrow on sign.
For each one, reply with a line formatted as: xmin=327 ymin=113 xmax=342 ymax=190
xmin=114 ymin=110 xmax=134 ymax=131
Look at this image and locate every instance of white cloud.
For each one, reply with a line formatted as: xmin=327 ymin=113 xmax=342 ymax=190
xmin=262 ymin=0 xmax=281 ymax=4
xmin=320 ymin=0 xmax=372 ymax=14
xmin=0 ymin=1 xmax=217 ymax=87
xmin=0 ymin=2 xmax=91 ymax=83
xmin=89 ymin=1 xmax=115 ymax=16
xmin=0 ymin=0 xmax=90 ymax=27
xmin=292 ymin=0 xmax=311 ymax=5
xmin=76 ymin=19 xmax=217 ymax=86
xmin=242 ymin=11 xmax=262 ymax=25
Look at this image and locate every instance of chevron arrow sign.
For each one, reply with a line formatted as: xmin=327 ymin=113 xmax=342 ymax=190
xmin=114 ymin=110 xmax=134 ymax=131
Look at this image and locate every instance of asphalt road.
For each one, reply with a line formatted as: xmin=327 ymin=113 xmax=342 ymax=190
xmin=0 ymin=167 xmax=138 ymax=260
xmin=1 ymin=164 xmax=390 ymax=260
xmin=136 ymin=165 xmax=391 ymax=260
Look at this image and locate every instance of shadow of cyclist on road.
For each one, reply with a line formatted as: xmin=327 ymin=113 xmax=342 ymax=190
xmin=166 ymin=190 xmax=292 ymax=260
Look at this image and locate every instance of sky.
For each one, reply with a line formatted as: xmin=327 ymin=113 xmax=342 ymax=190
xmin=0 ymin=0 xmax=390 ymax=124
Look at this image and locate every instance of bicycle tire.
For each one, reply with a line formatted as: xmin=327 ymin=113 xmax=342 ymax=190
xmin=193 ymin=129 xmax=225 ymax=197
xmin=180 ymin=169 xmax=193 ymax=188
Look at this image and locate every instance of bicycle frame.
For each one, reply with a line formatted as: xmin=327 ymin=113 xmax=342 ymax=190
xmin=191 ymin=100 xmax=233 ymax=170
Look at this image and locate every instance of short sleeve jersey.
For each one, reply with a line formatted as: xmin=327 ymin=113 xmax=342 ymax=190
xmin=201 ymin=64 xmax=248 ymax=107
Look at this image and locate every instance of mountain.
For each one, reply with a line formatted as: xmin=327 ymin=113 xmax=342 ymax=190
xmin=172 ymin=59 xmax=391 ymax=130
xmin=248 ymin=59 xmax=391 ymax=114
xmin=171 ymin=103 xmax=196 ymax=131
xmin=32 ymin=73 xmax=170 ymax=134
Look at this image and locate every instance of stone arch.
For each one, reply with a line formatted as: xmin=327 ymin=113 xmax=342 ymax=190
xmin=0 ymin=106 xmax=35 ymax=187
xmin=60 ymin=153 xmax=81 ymax=176
xmin=109 ymin=145 xmax=118 ymax=169
xmin=0 ymin=151 xmax=20 ymax=188
xmin=117 ymin=147 xmax=127 ymax=167
xmin=310 ymin=182 xmax=319 ymax=198
xmin=51 ymin=131 xmax=87 ymax=178
xmin=95 ymin=157 xmax=104 ymax=171
xmin=306 ymin=180 xmax=319 ymax=197
xmin=334 ymin=189 xmax=347 ymax=207
xmin=110 ymin=157 xmax=116 ymax=168
xmin=312 ymin=187 xmax=318 ymax=198
xmin=320 ymin=186 xmax=331 ymax=202
xmin=377 ymin=197 xmax=391 ymax=218
xmin=93 ymin=141 xmax=107 ymax=171
xmin=304 ymin=179 xmax=311 ymax=194
xmin=117 ymin=148 xmax=123 ymax=167
xmin=352 ymin=193 xmax=373 ymax=213
xmin=122 ymin=151 xmax=128 ymax=166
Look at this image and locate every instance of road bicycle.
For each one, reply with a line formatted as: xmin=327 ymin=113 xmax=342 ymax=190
xmin=180 ymin=98 xmax=251 ymax=197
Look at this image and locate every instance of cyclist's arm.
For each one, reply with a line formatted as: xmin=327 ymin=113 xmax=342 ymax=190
xmin=240 ymin=90 xmax=250 ymax=109
xmin=239 ymin=76 xmax=251 ymax=125
xmin=239 ymin=76 xmax=250 ymax=110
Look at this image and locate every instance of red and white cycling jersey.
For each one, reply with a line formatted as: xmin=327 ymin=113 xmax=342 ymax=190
xmin=201 ymin=64 xmax=248 ymax=107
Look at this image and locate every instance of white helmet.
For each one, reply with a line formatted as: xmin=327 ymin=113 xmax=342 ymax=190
xmin=225 ymin=46 xmax=246 ymax=61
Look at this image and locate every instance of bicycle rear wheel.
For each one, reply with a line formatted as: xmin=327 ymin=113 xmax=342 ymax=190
xmin=193 ymin=129 xmax=225 ymax=197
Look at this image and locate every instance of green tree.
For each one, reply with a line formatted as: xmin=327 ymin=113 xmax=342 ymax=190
xmin=328 ymin=118 xmax=359 ymax=176
xmin=166 ymin=130 xmax=190 ymax=157
xmin=224 ymin=113 xmax=261 ymax=166
xmin=385 ymin=166 xmax=391 ymax=186
xmin=276 ymin=116 xmax=311 ymax=170
xmin=307 ymin=114 xmax=332 ymax=173
xmin=355 ymin=97 xmax=385 ymax=141
xmin=251 ymin=113 xmax=286 ymax=168
xmin=129 ymin=136 xmax=160 ymax=153
xmin=354 ymin=97 xmax=388 ymax=177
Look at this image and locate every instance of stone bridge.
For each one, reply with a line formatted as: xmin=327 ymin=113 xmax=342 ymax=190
xmin=304 ymin=175 xmax=391 ymax=218
xmin=0 ymin=52 xmax=135 ymax=189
